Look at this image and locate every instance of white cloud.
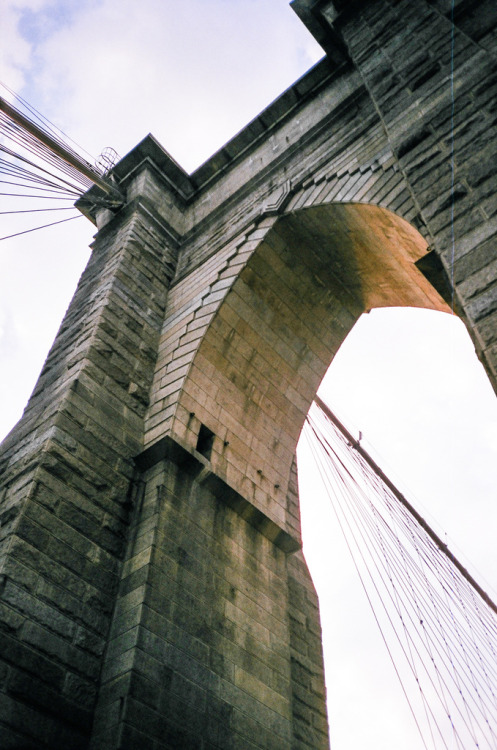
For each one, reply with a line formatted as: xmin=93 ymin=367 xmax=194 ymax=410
xmin=0 ymin=3 xmax=34 ymax=92
xmin=17 ymin=0 xmax=324 ymax=169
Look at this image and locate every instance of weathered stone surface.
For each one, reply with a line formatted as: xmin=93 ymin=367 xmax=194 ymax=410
xmin=1 ymin=0 xmax=496 ymax=747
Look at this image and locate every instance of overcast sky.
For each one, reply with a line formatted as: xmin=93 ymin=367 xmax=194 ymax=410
xmin=1 ymin=2 xmax=497 ymax=748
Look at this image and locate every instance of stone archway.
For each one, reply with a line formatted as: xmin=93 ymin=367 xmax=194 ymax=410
xmin=171 ymin=203 xmax=450 ymax=541
xmin=0 ymin=191 xmax=453 ymax=750
xmin=1 ymin=0 xmax=496 ymax=742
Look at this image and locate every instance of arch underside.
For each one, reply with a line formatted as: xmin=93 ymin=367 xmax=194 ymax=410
xmin=169 ymin=202 xmax=450 ymax=538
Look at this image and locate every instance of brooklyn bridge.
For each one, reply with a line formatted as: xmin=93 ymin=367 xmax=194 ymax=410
xmin=1 ymin=0 xmax=497 ymax=747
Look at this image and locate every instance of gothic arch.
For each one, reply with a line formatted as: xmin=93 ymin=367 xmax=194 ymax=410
xmin=166 ymin=203 xmax=450 ymax=537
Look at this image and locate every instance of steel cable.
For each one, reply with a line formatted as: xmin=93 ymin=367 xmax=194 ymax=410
xmin=302 ymin=398 xmax=497 ymax=749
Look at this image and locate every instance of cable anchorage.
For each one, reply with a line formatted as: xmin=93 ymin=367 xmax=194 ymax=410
xmin=0 ymin=93 xmax=124 ymax=211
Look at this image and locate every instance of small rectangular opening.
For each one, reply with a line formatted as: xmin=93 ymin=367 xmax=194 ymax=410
xmin=196 ymin=424 xmax=215 ymax=460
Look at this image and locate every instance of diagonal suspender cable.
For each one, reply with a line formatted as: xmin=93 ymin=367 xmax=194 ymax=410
xmin=303 ymin=396 xmax=497 ymax=750
xmin=0 ymin=89 xmax=125 ymax=242
xmin=0 ymin=97 xmax=122 ymax=202
xmin=314 ymin=395 xmax=497 ymax=617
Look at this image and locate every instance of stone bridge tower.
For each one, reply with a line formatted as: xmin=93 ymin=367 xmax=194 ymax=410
xmin=1 ymin=1 xmax=496 ymax=747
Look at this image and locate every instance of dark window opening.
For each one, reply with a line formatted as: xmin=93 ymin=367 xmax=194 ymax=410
xmin=196 ymin=424 xmax=215 ymax=460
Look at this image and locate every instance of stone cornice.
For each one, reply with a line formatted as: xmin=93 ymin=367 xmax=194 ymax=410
xmin=135 ymin=434 xmax=301 ymax=553
xmin=76 ymin=57 xmax=351 ymax=225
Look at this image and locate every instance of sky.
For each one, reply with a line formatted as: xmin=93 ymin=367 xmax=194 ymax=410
xmin=1 ymin=1 xmax=497 ymax=748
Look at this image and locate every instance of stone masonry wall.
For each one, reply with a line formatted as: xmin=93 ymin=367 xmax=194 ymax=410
xmin=321 ymin=0 xmax=497 ymax=385
xmin=176 ymin=71 xmax=421 ymax=283
xmin=1 ymin=1 xmax=496 ymax=747
xmin=0 ymin=197 xmax=176 ymax=748
xmin=144 ymin=218 xmax=278 ymax=449
xmin=90 ymin=452 xmax=299 ymax=750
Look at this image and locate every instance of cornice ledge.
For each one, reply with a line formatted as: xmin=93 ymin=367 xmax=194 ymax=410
xmin=135 ymin=434 xmax=301 ymax=554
